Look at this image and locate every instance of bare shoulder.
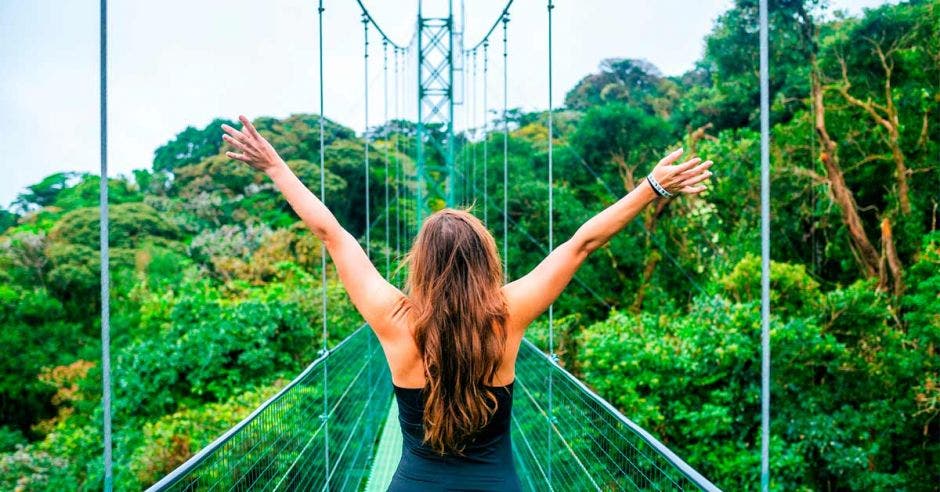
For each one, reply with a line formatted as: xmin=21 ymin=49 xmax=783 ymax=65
xmin=374 ymin=297 xmax=426 ymax=385
xmin=373 ymin=294 xmax=412 ymax=344
xmin=501 ymin=283 xmax=533 ymax=336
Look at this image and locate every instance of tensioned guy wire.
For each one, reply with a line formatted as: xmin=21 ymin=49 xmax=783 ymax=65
xmin=363 ymin=15 xmax=371 ymax=258
xmin=471 ymin=49 xmax=478 ymax=202
xmin=317 ymin=1 xmax=331 ymax=486
xmin=483 ymin=41 xmax=490 ymax=226
xmin=394 ymin=48 xmax=402 ymax=274
xmin=759 ymin=0 xmax=771 ymax=489
xmin=546 ymin=0 xmax=556 ymax=487
xmin=547 ymin=0 xmax=555 ymax=360
xmin=383 ymin=40 xmax=390 ymax=278
xmin=501 ymin=14 xmax=509 ymax=278
xmin=99 ymin=0 xmax=113 ymax=490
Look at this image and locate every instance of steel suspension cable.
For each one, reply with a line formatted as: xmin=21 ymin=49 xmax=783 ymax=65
xmin=471 ymin=49 xmax=478 ymax=204
xmin=99 ymin=1 xmax=113 ymax=489
xmin=354 ymin=0 xmax=407 ymax=49
xmin=413 ymin=25 xmax=423 ymax=228
xmin=316 ymin=0 xmax=330 ymax=486
xmin=405 ymin=46 xmax=414 ymax=244
xmin=501 ymin=14 xmax=509 ymax=278
xmin=546 ymin=0 xmax=556 ymax=486
xmin=363 ymin=15 xmax=371 ymax=258
xmin=394 ymin=48 xmax=402 ymax=274
xmin=464 ymin=49 xmax=472 ymax=204
xmin=759 ymin=0 xmax=771 ymax=489
xmin=383 ymin=40 xmax=390 ymax=278
xmin=482 ymin=41 xmax=490 ymax=225
xmin=465 ymin=0 xmax=515 ymax=51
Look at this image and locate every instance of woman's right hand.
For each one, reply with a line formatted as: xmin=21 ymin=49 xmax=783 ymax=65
xmin=649 ymin=148 xmax=714 ymax=196
xmin=221 ymin=115 xmax=285 ymax=175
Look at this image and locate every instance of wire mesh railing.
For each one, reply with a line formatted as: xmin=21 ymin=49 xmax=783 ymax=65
xmin=146 ymin=326 xmax=393 ymax=492
xmin=511 ymin=338 xmax=720 ymax=491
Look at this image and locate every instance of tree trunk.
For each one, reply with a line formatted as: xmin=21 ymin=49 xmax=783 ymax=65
xmin=887 ymin=125 xmax=911 ymax=214
xmin=687 ymin=123 xmax=716 ymax=155
xmin=812 ymin=67 xmax=883 ymax=278
xmin=835 ymin=51 xmax=911 ymax=214
xmin=880 ymin=218 xmax=904 ymax=296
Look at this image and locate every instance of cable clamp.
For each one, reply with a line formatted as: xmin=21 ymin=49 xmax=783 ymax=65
xmin=550 ymin=353 xmax=560 ymax=364
xmin=318 ymin=348 xmax=329 ymax=357
xmin=319 ymin=413 xmax=329 ymax=422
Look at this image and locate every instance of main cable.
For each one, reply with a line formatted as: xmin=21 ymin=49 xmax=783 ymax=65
xmin=465 ymin=0 xmax=515 ymax=51
xmin=354 ymin=0 xmax=407 ymax=49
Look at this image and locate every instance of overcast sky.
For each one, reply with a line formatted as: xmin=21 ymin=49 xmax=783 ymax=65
xmin=0 ymin=0 xmax=895 ymax=208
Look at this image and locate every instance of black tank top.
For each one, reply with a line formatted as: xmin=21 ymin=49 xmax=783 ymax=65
xmin=387 ymin=382 xmax=522 ymax=492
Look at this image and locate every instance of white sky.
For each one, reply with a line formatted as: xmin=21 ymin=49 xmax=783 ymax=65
xmin=0 ymin=0 xmax=895 ymax=207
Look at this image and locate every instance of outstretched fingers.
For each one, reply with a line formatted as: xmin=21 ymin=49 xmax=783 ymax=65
xmin=681 ymin=170 xmax=713 ymax=187
xmin=657 ymin=148 xmax=685 ymax=167
xmin=221 ymin=123 xmax=247 ymax=141
xmin=671 ymin=157 xmax=701 ymax=174
xmin=239 ymin=115 xmax=261 ymax=138
xmin=681 ymin=185 xmax=708 ymax=194
xmin=681 ymin=160 xmax=713 ymax=177
xmin=222 ymin=134 xmax=248 ymax=153
xmin=226 ymin=151 xmax=250 ymax=162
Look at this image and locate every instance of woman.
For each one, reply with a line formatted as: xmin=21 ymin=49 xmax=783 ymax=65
xmin=221 ymin=115 xmax=712 ymax=491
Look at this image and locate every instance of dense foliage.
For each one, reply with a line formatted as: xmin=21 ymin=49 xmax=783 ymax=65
xmin=0 ymin=1 xmax=936 ymax=489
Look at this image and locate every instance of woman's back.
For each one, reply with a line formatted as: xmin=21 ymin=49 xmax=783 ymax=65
xmin=388 ymin=381 xmax=521 ymax=492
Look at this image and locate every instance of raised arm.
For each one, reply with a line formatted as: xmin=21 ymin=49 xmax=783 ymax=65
xmin=222 ymin=116 xmax=404 ymax=338
xmin=502 ymin=148 xmax=713 ymax=333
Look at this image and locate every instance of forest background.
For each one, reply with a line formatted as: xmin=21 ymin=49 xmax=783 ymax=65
xmin=0 ymin=0 xmax=937 ymax=489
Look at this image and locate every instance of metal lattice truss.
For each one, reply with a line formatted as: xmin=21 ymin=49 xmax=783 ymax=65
xmin=415 ymin=10 xmax=458 ymax=220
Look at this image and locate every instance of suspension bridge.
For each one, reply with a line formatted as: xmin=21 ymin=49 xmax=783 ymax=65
xmin=93 ymin=0 xmax=776 ymax=490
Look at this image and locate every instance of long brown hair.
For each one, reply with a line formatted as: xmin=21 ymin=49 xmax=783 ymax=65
xmin=399 ymin=208 xmax=509 ymax=455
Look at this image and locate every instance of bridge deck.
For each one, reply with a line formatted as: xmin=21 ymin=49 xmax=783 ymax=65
xmin=365 ymin=399 xmax=402 ymax=491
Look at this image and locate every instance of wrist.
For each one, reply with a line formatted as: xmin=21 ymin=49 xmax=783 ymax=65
xmin=636 ymin=177 xmax=659 ymax=204
xmin=264 ymin=159 xmax=290 ymax=180
xmin=645 ymin=171 xmax=673 ymax=199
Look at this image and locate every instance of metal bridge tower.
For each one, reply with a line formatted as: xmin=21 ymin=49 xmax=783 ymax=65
xmin=415 ymin=0 xmax=462 ymax=221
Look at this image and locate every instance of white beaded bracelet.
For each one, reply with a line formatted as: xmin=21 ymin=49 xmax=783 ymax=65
xmin=646 ymin=173 xmax=673 ymax=198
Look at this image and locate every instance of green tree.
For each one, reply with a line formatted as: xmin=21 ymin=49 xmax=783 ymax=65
xmin=12 ymin=172 xmax=80 ymax=211
xmin=0 ymin=208 xmax=17 ymax=234
xmin=153 ymin=117 xmax=237 ymax=173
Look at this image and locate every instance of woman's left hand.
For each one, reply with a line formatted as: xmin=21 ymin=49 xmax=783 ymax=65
xmin=649 ymin=148 xmax=714 ymax=196
xmin=221 ymin=115 xmax=284 ymax=175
